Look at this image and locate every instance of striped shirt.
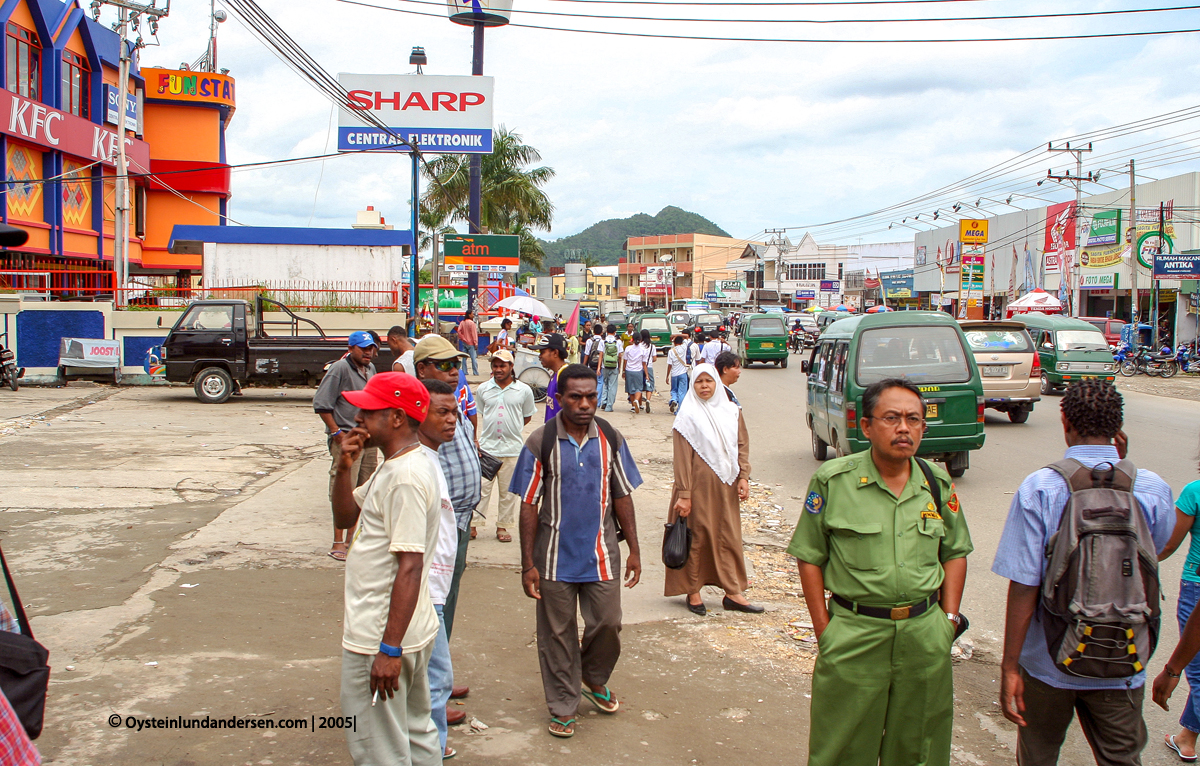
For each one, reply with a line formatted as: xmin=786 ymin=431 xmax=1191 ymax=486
xmin=508 ymin=414 xmax=643 ymax=582
xmin=991 ymin=444 xmax=1174 ymax=690
xmin=438 ymin=411 xmax=481 ymax=530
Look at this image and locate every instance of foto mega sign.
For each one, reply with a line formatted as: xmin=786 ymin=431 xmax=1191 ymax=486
xmin=337 ymin=74 xmax=494 ymax=154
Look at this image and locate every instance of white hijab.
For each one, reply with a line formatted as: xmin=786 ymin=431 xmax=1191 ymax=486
xmin=672 ymin=363 xmax=741 ymax=485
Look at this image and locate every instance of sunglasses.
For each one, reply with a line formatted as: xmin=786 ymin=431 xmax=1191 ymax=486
xmin=430 ymin=358 xmax=461 ymax=372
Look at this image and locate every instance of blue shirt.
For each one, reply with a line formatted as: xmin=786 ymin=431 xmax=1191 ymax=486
xmin=1177 ymin=479 xmax=1200 ymax=583
xmin=991 ymin=444 xmax=1175 ymax=690
xmin=544 ymin=367 xmax=564 ymax=423
xmin=509 ymin=414 xmax=643 ymax=582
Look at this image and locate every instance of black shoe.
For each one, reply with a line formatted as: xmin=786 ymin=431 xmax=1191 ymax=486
xmin=645 ymin=401 xmax=651 ymax=413
xmin=722 ymin=596 xmax=765 ymax=614
xmin=686 ymin=600 xmax=707 ymax=616
xmin=669 ymin=401 xmax=676 ymax=414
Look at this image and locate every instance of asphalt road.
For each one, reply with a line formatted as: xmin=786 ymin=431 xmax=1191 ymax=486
xmin=733 ymin=351 xmax=1200 ymax=761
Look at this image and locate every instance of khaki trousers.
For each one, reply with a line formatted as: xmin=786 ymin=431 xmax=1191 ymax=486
xmin=536 ymin=578 xmax=623 ymax=719
xmin=472 ymin=454 xmax=518 ymax=528
xmin=328 ymin=437 xmax=379 ymax=500
xmin=1016 ymin=668 xmax=1148 ymax=766
xmin=341 ymin=645 xmax=440 ymax=766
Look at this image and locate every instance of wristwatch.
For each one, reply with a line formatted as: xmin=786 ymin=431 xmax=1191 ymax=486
xmin=379 ymin=642 xmax=402 ymax=658
xmin=1166 ymin=667 xmax=1183 ymax=679
xmin=946 ymin=612 xmax=962 ymax=627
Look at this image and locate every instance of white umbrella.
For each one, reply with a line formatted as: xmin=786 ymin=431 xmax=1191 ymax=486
xmin=495 ymin=295 xmax=553 ymax=318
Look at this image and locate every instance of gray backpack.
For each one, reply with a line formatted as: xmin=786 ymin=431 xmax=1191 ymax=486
xmin=1040 ymin=458 xmax=1161 ymax=679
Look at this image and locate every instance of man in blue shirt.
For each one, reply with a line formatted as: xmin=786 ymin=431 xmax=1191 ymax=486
xmin=993 ymin=378 xmax=1174 ymax=766
xmin=535 ymin=333 xmax=569 ymax=423
xmin=510 ymin=364 xmax=643 ymax=739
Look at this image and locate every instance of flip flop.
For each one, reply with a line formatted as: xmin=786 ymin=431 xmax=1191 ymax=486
xmin=496 ymin=530 xmax=513 ymax=543
xmin=1167 ymin=735 xmax=1199 ymax=762
xmin=548 ymin=717 xmax=575 ymax=738
xmin=581 ymin=685 xmax=619 ymax=714
xmin=443 ymin=746 xmax=457 ymax=760
xmin=328 ymin=543 xmax=348 ymax=561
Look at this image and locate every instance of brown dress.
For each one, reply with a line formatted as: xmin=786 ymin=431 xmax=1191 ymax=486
xmin=664 ymin=410 xmax=751 ymax=597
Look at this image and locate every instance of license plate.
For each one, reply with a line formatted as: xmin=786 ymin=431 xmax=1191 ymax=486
xmin=982 ymin=365 xmax=1010 ymax=377
xmin=760 ymin=342 xmax=774 ymax=348
xmin=925 ymin=403 xmax=938 ymax=419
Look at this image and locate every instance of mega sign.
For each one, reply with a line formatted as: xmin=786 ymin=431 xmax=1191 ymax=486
xmin=959 ymin=219 xmax=989 ymax=244
xmin=144 ymin=68 xmax=236 ymax=109
xmin=0 ymin=93 xmax=149 ymax=170
xmin=337 ymin=74 xmax=494 ymax=154
xmin=442 ymin=234 xmax=519 ymax=273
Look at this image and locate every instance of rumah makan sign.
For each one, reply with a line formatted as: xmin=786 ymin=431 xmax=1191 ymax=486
xmin=337 ymin=74 xmax=494 ymax=154
xmin=0 ymin=92 xmax=150 ymax=170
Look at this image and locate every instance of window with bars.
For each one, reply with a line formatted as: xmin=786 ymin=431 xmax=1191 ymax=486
xmin=61 ymin=50 xmax=89 ymax=118
xmin=786 ymin=263 xmax=827 ymax=281
xmin=6 ymin=23 xmax=40 ymax=101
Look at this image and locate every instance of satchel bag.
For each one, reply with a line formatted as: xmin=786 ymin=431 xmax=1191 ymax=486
xmin=478 ymin=449 xmax=503 ymax=482
xmin=0 ymin=545 xmax=49 ymax=739
xmin=662 ymin=515 xmax=692 ymax=569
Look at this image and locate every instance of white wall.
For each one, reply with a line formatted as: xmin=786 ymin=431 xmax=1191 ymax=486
xmin=202 ymin=242 xmax=411 ymax=286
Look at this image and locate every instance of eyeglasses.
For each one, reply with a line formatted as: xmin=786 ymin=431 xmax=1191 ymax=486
xmin=431 ymin=359 xmax=461 ymax=372
xmin=867 ymin=414 xmax=925 ymax=428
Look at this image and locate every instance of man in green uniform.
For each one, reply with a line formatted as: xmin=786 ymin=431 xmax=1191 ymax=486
xmin=788 ymin=377 xmax=972 ymax=766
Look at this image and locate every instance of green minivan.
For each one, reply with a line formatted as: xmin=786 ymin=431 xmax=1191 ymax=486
xmin=801 ymin=311 xmax=986 ymax=477
xmin=1016 ymin=312 xmax=1116 ymax=395
xmin=634 ymin=312 xmax=674 ymax=351
xmin=735 ymin=313 xmax=789 ymax=368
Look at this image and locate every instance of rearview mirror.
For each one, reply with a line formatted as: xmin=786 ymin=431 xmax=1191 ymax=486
xmin=156 ymin=316 xmax=162 ymax=327
xmin=801 ymin=360 xmax=810 ymax=373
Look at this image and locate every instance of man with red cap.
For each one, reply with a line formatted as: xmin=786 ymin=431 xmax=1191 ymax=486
xmin=332 ymin=372 xmax=443 ymax=766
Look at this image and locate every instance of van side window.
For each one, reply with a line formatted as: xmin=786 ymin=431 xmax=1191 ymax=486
xmin=833 ymin=341 xmax=848 ymax=390
xmin=818 ymin=342 xmax=835 ymax=385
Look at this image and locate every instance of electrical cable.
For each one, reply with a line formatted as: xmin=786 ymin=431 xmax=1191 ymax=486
xmin=341 ymin=0 xmax=1200 ymax=42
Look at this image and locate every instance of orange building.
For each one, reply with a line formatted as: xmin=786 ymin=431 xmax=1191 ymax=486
xmin=0 ymin=0 xmax=232 ymax=288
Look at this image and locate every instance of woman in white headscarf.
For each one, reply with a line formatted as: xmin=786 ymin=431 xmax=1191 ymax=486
xmin=664 ymin=363 xmax=757 ymax=615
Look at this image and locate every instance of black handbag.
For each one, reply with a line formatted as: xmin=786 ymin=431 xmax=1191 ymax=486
xmin=0 ymin=545 xmax=49 ymax=739
xmin=661 ymin=516 xmax=692 ymax=570
xmin=478 ymin=449 xmax=503 ymax=482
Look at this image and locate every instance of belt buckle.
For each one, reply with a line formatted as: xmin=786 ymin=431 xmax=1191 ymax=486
xmin=890 ymin=606 xmax=911 ymax=620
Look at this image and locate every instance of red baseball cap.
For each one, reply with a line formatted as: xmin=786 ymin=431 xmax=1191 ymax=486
xmin=341 ymin=372 xmax=429 ymax=422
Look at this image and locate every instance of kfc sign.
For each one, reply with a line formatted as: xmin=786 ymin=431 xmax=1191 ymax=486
xmin=337 ymin=74 xmax=494 ymax=155
xmin=0 ymin=93 xmax=150 ymax=170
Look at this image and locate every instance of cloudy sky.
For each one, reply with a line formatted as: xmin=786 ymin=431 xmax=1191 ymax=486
xmin=128 ymin=0 xmax=1200 ymax=246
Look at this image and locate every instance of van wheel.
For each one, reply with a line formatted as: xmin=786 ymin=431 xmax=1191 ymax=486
xmin=945 ymin=451 xmax=968 ymax=478
xmin=781 ymin=356 xmax=788 ymax=369
xmin=812 ymin=429 xmax=829 ymax=461
xmin=1008 ymin=407 xmax=1030 ymax=424
xmin=1040 ymin=372 xmax=1055 ymax=395
xmin=195 ymin=367 xmax=234 ymax=404
xmin=833 ymin=431 xmax=847 ymax=458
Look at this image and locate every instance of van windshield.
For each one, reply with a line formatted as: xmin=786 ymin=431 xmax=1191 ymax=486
xmin=856 ymin=326 xmax=972 ymax=385
xmin=747 ymin=317 xmax=786 ymax=337
xmin=640 ymin=316 xmax=670 ymax=332
xmin=1056 ymin=330 xmax=1109 ymax=351
xmin=964 ymin=329 xmax=1032 ymax=352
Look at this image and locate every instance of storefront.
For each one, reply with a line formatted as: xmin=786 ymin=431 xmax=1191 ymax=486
xmin=881 ymin=269 xmax=917 ymax=309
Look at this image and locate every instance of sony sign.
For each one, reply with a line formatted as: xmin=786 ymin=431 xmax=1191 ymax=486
xmin=337 ymin=74 xmax=494 ymax=155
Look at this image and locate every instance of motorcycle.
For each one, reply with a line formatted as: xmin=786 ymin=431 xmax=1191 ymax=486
xmin=0 ymin=332 xmax=18 ymax=391
xmin=788 ymin=328 xmax=806 ymax=353
xmin=1119 ymin=345 xmax=1177 ymax=378
xmin=1175 ymin=343 xmax=1200 ymax=374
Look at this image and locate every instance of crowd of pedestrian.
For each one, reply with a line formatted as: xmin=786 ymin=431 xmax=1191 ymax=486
xmin=314 ymin=315 xmax=1200 ymax=766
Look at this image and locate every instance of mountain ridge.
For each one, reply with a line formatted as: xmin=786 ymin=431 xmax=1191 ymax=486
xmin=536 ymin=206 xmax=730 ymax=272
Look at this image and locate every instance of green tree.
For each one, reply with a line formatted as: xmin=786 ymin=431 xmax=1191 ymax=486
xmin=421 ymin=126 xmax=555 ymax=270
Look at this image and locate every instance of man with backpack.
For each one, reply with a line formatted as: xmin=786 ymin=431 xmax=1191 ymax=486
xmin=592 ymin=324 xmax=622 ymax=413
xmin=584 ymin=326 xmax=605 ymax=402
xmin=787 ymin=377 xmax=972 ymax=766
xmin=993 ymin=377 xmax=1174 ymax=765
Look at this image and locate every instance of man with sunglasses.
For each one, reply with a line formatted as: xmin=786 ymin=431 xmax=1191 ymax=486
xmin=787 ymin=377 xmax=973 ymax=766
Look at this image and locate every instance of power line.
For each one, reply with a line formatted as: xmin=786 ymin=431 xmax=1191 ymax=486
xmin=342 ymin=0 xmax=1200 ymax=42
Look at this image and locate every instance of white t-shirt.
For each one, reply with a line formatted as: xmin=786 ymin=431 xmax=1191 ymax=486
xmin=393 ymin=349 xmax=415 ymax=375
xmin=422 ymin=445 xmax=457 ymax=606
xmin=497 ymin=329 xmax=510 ymax=348
xmin=342 ymin=447 xmax=441 ymax=655
xmin=624 ymin=343 xmax=649 ymax=373
xmin=667 ymin=345 xmax=690 ymax=378
xmin=702 ymin=339 xmax=729 ymax=365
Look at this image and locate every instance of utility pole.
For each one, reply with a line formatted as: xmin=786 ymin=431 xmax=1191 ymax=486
xmin=1129 ymin=160 xmax=1139 ymax=345
xmin=766 ymin=228 xmax=786 ymax=310
xmin=1046 ymin=141 xmax=1094 ymax=316
xmin=90 ymin=0 xmax=169 ymax=306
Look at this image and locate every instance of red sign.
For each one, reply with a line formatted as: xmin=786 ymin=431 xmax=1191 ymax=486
xmin=642 ymin=286 xmax=668 ymax=295
xmin=0 ymin=93 xmax=150 ymax=171
xmin=1043 ymin=201 xmax=1076 ymax=274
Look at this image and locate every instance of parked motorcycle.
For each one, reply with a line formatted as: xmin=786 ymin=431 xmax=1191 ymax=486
xmin=0 ymin=332 xmax=18 ymax=391
xmin=1175 ymin=343 xmax=1200 ymax=374
xmin=1119 ymin=345 xmax=1178 ymax=378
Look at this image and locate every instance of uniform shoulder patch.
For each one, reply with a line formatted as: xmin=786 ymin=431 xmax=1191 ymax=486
xmin=947 ymin=488 xmax=960 ymax=514
xmin=805 ymin=491 xmax=825 ymax=514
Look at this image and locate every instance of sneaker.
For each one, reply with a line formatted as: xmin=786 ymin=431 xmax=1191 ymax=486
xmin=645 ymin=400 xmax=651 ymax=413
xmin=669 ymin=401 xmax=676 ymax=414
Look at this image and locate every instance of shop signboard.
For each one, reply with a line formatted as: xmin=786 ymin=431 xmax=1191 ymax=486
xmin=144 ymin=68 xmax=236 ymax=109
xmin=881 ymin=269 xmax=914 ymax=299
xmin=958 ymin=251 xmax=985 ymax=319
xmin=337 ymin=74 xmax=494 ymax=154
xmin=1079 ymin=273 xmax=1117 ymax=290
xmin=446 ymin=0 xmax=513 ymax=25
xmin=819 ymin=280 xmax=840 ymax=292
xmin=1154 ymin=250 xmax=1200 ymax=280
xmin=959 ymin=219 xmax=989 ymax=245
xmin=0 ymin=91 xmax=150 ymax=170
xmin=718 ymin=280 xmax=744 ymax=292
xmin=442 ymin=234 xmax=519 ymax=273
xmin=915 ymin=246 xmax=927 ymax=266
xmin=1079 ymin=203 xmax=1175 ymax=271
xmin=1086 ymin=210 xmax=1121 ymax=247
xmin=795 ymin=290 xmax=816 ymax=299
xmin=705 ymin=292 xmax=719 ymax=300
xmin=102 ymin=84 xmax=138 ymax=131
xmin=417 ymin=287 xmax=469 ymax=311
xmin=1043 ymin=201 xmax=1077 ymax=275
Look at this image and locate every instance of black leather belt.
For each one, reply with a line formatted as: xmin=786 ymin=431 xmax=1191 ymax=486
xmin=830 ymin=592 xmax=939 ymax=621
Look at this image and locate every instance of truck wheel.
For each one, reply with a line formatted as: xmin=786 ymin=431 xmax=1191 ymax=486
xmin=194 ymin=367 xmax=234 ymax=404
xmin=946 ymin=451 xmax=968 ymax=478
xmin=812 ymin=429 xmax=829 ymax=461
xmin=1008 ymin=407 xmax=1030 ymax=423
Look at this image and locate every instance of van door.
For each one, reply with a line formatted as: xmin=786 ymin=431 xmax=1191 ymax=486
xmin=828 ymin=340 xmax=849 ymax=453
xmin=1035 ymin=330 xmax=1056 ymax=376
xmin=809 ymin=341 xmax=836 ymax=443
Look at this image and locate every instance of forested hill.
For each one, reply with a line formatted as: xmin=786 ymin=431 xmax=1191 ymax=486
xmin=537 ymin=206 xmax=730 ymax=272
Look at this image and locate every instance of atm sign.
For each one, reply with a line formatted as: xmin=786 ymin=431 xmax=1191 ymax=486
xmin=959 ymin=219 xmax=989 ymax=244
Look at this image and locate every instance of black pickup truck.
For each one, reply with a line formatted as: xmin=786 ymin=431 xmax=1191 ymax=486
xmin=162 ymin=297 xmax=396 ymax=403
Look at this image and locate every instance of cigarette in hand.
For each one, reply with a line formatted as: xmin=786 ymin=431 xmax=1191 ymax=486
xmin=372 ymin=689 xmax=379 ymax=707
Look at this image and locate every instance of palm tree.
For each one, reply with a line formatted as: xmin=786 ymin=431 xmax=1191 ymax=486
xmin=417 ymin=205 xmax=457 ymax=257
xmin=421 ymin=126 xmax=555 ymax=270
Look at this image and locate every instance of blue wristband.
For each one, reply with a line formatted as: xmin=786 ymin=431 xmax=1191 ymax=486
xmin=379 ymin=642 xmax=402 ymax=657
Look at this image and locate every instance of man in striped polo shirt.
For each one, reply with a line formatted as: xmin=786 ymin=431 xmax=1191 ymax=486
xmin=509 ymin=363 xmax=643 ymax=739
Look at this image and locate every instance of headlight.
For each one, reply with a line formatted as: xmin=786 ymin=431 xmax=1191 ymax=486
xmin=1056 ymin=362 xmax=1068 ymax=372
xmin=1103 ymin=363 xmax=1115 ymax=372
